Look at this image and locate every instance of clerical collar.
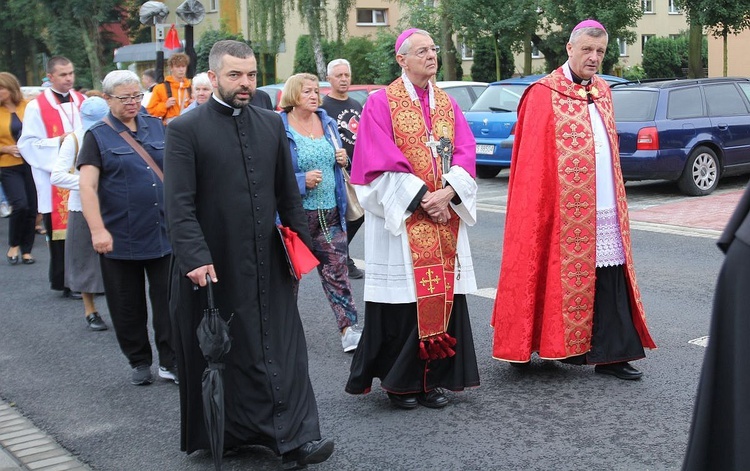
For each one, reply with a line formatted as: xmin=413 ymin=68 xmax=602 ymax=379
xmin=211 ymin=94 xmax=242 ymax=116
xmin=51 ymin=89 xmax=71 ymax=103
xmin=562 ymin=62 xmax=591 ymax=86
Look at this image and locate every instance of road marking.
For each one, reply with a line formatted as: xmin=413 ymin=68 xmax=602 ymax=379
xmin=472 ymin=287 xmax=497 ymax=299
xmin=476 ymin=206 xmax=721 ymax=239
xmin=689 ymin=336 xmax=709 ymax=348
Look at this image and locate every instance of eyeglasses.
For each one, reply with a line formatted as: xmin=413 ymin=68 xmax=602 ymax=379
xmin=406 ymin=45 xmax=440 ymax=58
xmin=111 ymin=93 xmax=144 ymax=104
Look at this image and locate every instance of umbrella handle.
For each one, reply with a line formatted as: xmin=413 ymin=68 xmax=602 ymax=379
xmin=205 ymin=274 xmax=215 ymax=309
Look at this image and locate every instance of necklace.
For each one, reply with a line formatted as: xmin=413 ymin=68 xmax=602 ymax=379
xmin=291 ymin=112 xmax=315 ymax=138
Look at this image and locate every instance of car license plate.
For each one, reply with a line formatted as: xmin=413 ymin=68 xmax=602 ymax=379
xmin=476 ymin=144 xmax=495 ymax=155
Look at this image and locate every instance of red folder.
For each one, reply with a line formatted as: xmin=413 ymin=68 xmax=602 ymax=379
xmin=277 ymin=225 xmax=319 ymax=280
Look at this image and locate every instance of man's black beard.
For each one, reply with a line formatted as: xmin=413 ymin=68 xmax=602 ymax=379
xmin=218 ymin=85 xmax=253 ymax=108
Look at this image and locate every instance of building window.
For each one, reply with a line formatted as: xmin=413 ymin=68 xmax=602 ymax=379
xmin=642 ymin=34 xmax=655 ymax=52
xmin=459 ymin=39 xmax=473 ymax=60
xmin=642 ymin=0 xmax=653 ymax=13
xmin=207 ymin=0 xmax=218 ymax=12
xmin=668 ymin=0 xmax=680 ymax=13
xmin=356 ymin=8 xmax=388 ymax=26
xmin=531 ymin=43 xmax=541 ymax=59
xmin=618 ymin=38 xmax=628 ymax=57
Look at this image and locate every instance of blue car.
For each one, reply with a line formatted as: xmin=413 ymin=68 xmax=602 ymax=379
xmin=612 ymin=77 xmax=750 ymax=195
xmin=466 ymin=74 xmax=628 ymax=178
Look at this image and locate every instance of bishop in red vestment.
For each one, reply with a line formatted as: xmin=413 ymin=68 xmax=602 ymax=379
xmin=490 ymin=20 xmax=656 ymax=380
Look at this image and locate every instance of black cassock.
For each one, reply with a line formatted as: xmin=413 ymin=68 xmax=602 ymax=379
xmin=164 ymin=98 xmax=320 ymax=456
xmin=683 ymin=186 xmax=750 ymax=471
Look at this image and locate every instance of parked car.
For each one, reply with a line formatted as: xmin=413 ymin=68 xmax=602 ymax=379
xmin=612 ymin=77 xmax=750 ymax=195
xmin=466 ymin=74 xmax=628 ymax=178
xmin=435 ymin=81 xmax=488 ymax=111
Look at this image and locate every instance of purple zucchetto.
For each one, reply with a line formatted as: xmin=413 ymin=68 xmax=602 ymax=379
xmin=573 ymin=19 xmax=607 ymax=33
xmin=395 ymin=28 xmax=421 ymax=54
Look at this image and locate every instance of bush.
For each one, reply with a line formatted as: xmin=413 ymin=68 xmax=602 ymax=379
xmin=195 ymin=28 xmax=249 ymax=74
xmin=622 ymin=65 xmax=646 ymax=81
xmin=642 ymin=37 xmax=682 ymax=79
xmin=342 ymin=36 xmax=377 ymax=84
xmin=366 ymin=30 xmax=400 ymax=85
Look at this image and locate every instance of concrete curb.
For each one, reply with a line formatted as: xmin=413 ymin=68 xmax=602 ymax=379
xmin=0 ymin=401 xmax=90 ymax=471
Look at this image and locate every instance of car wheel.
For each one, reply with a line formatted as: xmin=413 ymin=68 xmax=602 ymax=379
xmin=476 ymin=166 xmax=501 ymax=179
xmin=678 ymin=146 xmax=720 ymax=196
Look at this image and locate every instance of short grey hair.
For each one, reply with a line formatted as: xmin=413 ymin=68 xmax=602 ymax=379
xmin=191 ymin=72 xmax=211 ymax=89
xmin=208 ymin=40 xmax=255 ymax=73
xmin=396 ymin=29 xmax=431 ymax=55
xmin=569 ymin=27 xmax=608 ymax=45
xmin=326 ymin=58 xmax=351 ymax=77
xmin=102 ymin=70 xmax=140 ymax=95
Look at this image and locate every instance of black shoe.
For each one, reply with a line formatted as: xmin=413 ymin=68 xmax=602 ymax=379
xmin=62 ymin=288 xmax=83 ymax=299
xmin=86 ymin=312 xmax=108 ymax=331
xmin=417 ymin=389 xmax=450 ymax=409
xmin=347 ymin=259 xmax=364 ymax=279
xmin=21 ymin=256 xmax=35 ymax=265
xmin=594 ymin=362 xmax=643 ymax=380
xmin=387 ymin=392 xmax=419 ymax=410
xmin=6 ymin=253 xmax=18 ymax=265
xmin=281 ymin=438 xmax=334 ymax=470
xmin=509 ymin=361 xmax=531 ymax=369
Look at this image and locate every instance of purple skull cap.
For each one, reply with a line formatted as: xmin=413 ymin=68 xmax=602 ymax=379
xmin=573 ymin=19 xmax=607 ymax=33
xmin=395 ymin=28 xmax=421 ymax=54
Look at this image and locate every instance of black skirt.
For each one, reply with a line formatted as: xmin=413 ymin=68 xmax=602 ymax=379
xmin=346 ymin=294 xmax=480 ymax=395
xmin=683 ymin=239 xmax=750 ymax=470
xmin=562 ymin=265 xmax=646 ymax=365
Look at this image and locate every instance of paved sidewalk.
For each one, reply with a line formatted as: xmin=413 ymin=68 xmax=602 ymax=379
xmin=0 ymin=400 xmax=89 ymax=471
xmin=630 ymin=189 xmax=744 ymax=233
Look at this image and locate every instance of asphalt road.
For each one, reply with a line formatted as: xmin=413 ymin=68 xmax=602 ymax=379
xmin=0 ymin=175 xmax=745 ymax=470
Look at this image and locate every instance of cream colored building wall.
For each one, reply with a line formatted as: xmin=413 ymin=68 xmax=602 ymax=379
xmin=708 ymin=30 xmax=750 ymax=77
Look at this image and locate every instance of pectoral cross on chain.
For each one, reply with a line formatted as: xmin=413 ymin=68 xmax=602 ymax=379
xmin=426 ymin=133 xmax=450 ymax=175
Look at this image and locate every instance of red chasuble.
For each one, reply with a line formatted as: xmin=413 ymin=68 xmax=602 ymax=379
xmin=491 ymin=68 xmax=656 ymax=362
xmin=36 ymin=89 xmax=85 ymax=240
xmin=387 ymin=78 xmax=460 ymax=360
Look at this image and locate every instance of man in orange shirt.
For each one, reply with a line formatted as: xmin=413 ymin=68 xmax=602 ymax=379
xmin=147 ymin=53 xmax=192 ymax=124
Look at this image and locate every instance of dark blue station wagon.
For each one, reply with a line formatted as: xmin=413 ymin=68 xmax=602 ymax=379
xmin=612 ymin=77 xmax=750 ymax=195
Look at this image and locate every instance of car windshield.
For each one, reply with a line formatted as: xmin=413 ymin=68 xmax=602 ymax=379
xmin=612 ymin=89 xmax=659 ymax=121
xmin=469 ymin=84 xmax=528 ymax=112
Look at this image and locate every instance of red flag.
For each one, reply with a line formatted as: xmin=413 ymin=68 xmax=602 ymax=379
xmin=164 ymin=24 xmax=180 ymax=50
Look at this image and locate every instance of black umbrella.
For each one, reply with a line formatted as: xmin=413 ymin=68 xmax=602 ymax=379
xmin=197 ymin=275 xmax=232 ymax=471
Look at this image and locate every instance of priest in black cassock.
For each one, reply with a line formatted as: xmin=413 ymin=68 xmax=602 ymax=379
xmin=164 ymin=40 xmax=334 ymax=470
xmin=683 ymin=185 xmax=750 ymax=471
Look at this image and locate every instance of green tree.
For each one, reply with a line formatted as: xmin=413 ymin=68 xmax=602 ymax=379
xmin=449 ymin=0 xmax=539 ymax=77
xmin=194 ymin=27 xmax=249 ymax=74
xmin=471 ymin=36 xmax=514 ymax=82
xmin=365 ymin=30 xmax=400 ymax=85
xmin=642 ymin=37 xmax=682 ymax=78
xmin=675 ymin=0 xmax=706 ymax=78
xmin=533 ymin=0 xmax=642 ymax=73
xmin=0 ymin=0 xmax=48 ymax=85
xmin=342 ymin=36 xmax=377 ymax=84
xmin=695 ymin=0 xmax=750 ymax=76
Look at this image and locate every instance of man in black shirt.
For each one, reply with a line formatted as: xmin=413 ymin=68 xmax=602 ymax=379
xmin=320 ymin=58 xmax=364 ymax=279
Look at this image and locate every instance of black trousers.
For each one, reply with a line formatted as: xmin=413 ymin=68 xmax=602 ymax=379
xmin=100 ymin=254 xmax=175 ymax=369
xmin=1 ymin=163 xmax=37 ymax=255
xmin=42 ymin=212 xmax=66 ymax=291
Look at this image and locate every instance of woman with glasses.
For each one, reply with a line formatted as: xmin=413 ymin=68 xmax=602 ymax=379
xmin=78 ymin=70 xmax=176 ymax=386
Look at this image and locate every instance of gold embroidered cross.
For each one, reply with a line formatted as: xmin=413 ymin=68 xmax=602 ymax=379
xmin=562 ymin=123 xmax=586 ymax=147
xmin=567 ymin=296 xmax=588 ymax=320
xmin=567 ymin=262 xmax=589 ymax=287
xmin=564 ymin=158 xmax=589 ymax=183
xmin=566 ymin=228 xmax=589 ymax=252
xmin=419 ymin=268 xmax=441 ymax=294
xmin=565 ymin=193 xmax=590 ymax=217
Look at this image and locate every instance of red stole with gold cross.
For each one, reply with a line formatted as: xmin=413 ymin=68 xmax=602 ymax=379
xmin=37 ymin=89 xmax=84 ymax=240
xmin=386 ymin=78 xmax=460 ymax=360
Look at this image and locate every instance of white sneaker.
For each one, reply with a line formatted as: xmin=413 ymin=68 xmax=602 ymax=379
xmin=0 ymin=202 xmax=11 ymax=218
xmin=341 ymin=325 xmax=362 ymax=353
xmin=158 ymin=366 xmax=179 ymax=384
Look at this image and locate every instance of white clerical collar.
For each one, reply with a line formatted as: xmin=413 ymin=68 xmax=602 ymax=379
xmin=562 ymin=61 xmax=591 ymax=86
xmin=50 ymin=88 xmax=70 ymax=97
xmin=401 ymin=72 xmax=435 ymax=111
xmin=211 ymin=94 xmax=242 ymax=116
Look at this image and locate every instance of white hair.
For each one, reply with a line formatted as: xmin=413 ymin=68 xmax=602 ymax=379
xmin=326 ymin=59 xmax=351 ymax=77
xmin=102 ymin=70 xmax=140 ymax=95
xmin=191 ymin=72 xmax=211 ymax=89
xmin=397 ymin=29 xmax=431 ymax=55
